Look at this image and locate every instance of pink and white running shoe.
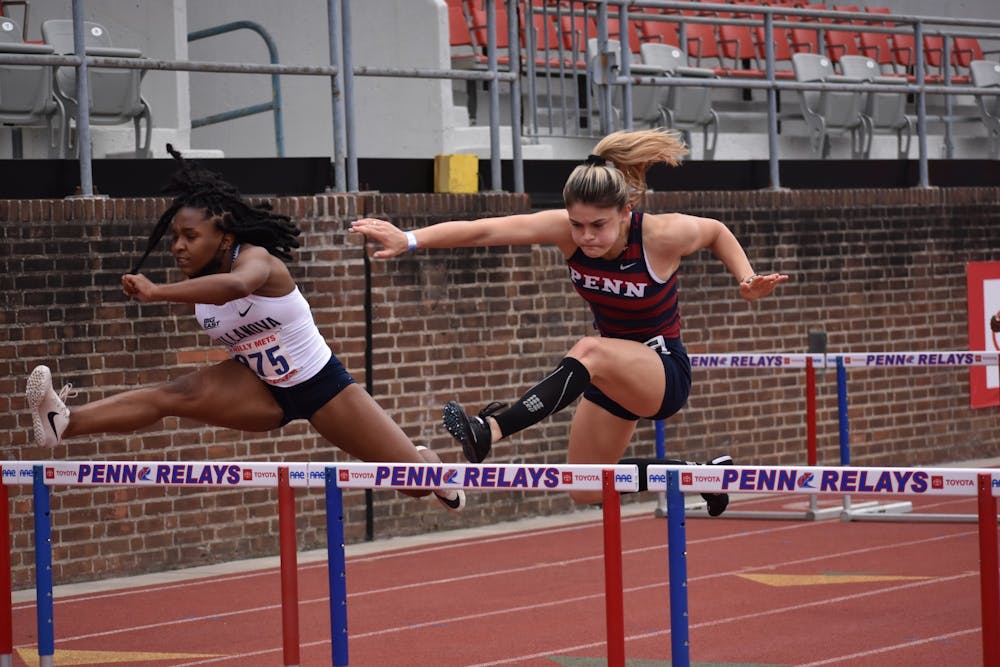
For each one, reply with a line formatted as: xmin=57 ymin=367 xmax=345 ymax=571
xmin=26 ymin=365 xmax=73 ymax=447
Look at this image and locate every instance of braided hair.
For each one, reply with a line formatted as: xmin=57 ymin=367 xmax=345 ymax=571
xmin=131 ymin=145 xmax=301 ymax=273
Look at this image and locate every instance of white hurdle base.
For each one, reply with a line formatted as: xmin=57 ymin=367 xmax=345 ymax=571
xmin=655 ymin=492 xmax=895 ymax=521
xmin=840 ymin=506 xmax=1000 ymax=524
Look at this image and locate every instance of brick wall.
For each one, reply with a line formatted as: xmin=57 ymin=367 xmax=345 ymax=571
xmin=1 ymin=187 xmax=998 ymax=587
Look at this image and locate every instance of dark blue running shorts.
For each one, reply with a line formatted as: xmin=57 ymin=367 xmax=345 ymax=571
xmin=266 ymin=354 xmax=356 ymax=425
xmin=582 ymin=336 xmax=691 ymax=421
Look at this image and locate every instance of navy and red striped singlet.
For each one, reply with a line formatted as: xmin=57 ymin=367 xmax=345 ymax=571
xmin=566 ymin=210 xmax=680 ymax=342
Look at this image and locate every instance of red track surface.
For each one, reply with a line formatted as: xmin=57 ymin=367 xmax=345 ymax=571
xmin=9 ymin=493 xmax=995 ymax=666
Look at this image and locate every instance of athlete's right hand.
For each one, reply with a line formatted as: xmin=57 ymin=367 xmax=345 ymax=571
xmin=349 ymin=218 xmax=407 ymax=258
xmin=122 ymin=273 xmax=160 ymax=302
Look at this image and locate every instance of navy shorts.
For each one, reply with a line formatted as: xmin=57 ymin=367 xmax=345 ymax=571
xmin=266 ymin=355 xmax=356 ymax=425
xmin=582 ymin=336 xmax=691 ymax=421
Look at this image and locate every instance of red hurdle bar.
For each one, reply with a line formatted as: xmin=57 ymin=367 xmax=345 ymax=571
xmin=601 ymin=469 xmax=625 ymax=667
xmin=978 ymin=472 xmax=999 ymax=665
xmin=278 ymin=467 xmax=301 ymax=667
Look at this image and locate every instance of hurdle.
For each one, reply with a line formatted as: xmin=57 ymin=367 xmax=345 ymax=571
xmin=2 ymin=461 xmax=640 ymax=667
xmin=647 ymin=463 xmax=1000 ymax=667
xmin=834 ymin=351 xmax=1000 ymax=523
xmin=655 ymin=352 xmax=861 ymax=521
xmin=315 ymin=462 xmax=639 ymax=667
xmin=0 ymin=460 xmax=310 ymax=667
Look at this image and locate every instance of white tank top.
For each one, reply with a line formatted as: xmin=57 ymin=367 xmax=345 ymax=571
xmin=195 ymin=287 xmax=332 ymax=387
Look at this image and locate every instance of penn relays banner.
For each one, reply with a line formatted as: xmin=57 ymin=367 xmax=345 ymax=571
xmin=647 ymin=465 xmax=1000 ymax=497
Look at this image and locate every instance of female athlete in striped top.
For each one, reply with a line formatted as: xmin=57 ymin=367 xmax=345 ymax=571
xmin=351 ymin=129 xmax=787 ymax=507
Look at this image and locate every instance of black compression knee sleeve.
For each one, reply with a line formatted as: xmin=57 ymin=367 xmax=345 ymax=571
xmin=492 ymin=357 xmax=591 ymax=438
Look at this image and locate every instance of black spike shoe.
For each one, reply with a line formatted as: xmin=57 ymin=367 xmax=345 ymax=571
xmin=699 ymin=455 xmax=733 ymax=517
xmin=443 ymin=400 xmax=507 ymax=463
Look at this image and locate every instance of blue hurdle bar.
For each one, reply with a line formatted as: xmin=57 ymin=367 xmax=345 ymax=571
xmin=325 ymin=467 xmax=349 ymax=667
xmin=666 ymin=470 xmax=690 ymax=667
xmin=32 ymin=465 xmax=53 ymax=667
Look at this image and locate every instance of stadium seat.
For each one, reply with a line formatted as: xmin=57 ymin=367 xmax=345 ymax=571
xmin=824 ymin=5 xmax=862 ymax=67
xmin=40 ymin=19 xmax=152 ymax=157
xmin=788 ymin=3 xmax=828 ymax=56
xmin=717 ymin=7 xmax=767 ymax=78
xmin=0 ymin=16 xmax=65 ymax=157
xmin=792 ymin=52 xmax=868 ymax=158
xmin=463 ymin=0 xmax=514 ymax=67
xmin=752 ymin=3 xmax=797 ymax=80
xmin=634 ymin=8 xmax=680 ymax=49
xmin=840 ymin=54 xmax=912 ymax=158
xmin=858 ymin=6 xmax=901 ymax=75
xmin=640 ymin=42 xmax=719 ymax=159
xmin=685 ymin=21 xmax=726 ymax=75
xmin=970 ymin=59 xmax=1000 ymax=158
xmin=447 ymin=0 xmax=483 ymax=68
xmin=585 ymin=37 xmax=662 ymax=132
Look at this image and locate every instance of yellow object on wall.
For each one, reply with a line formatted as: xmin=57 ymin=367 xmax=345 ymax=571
xmin=434 ymin=154 xmax=479 ymax=193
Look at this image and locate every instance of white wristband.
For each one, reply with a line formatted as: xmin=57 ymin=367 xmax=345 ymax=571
xmin=404 ymin=230 xmax=418 ymax=252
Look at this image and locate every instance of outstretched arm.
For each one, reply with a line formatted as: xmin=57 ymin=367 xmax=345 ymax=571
xmin=121 ymin=246 xmax=272 ymax=305
xmin=668 ymin=214 xmax=788 ymax=301
xmin=350 ymin=209 xmax=572 ymax=258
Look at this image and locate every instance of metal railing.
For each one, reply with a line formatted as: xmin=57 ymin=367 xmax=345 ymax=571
xmin=517 ymin=0 xmax=1000 ymax=188
xmin=187 ymin=20 xmax=286 ymax=157
xmin=1 ymin=0 xmax=998 ymax=194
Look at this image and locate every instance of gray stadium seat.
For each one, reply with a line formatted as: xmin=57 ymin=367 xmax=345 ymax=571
xmin=0 ymin=17 xmax=65 ymax=157
xmin=970 ymin=60 xmax=1000 ymax=159
xmin=40 ymin=19 xmax=152 ymax=158
xmin=586 ymin=38 xmax=662 ymax=135
xmin=792 ymin=52 xmax=868 ymax=159
xmin=839 ymin=55 xmax=912 ymax=159
xmin=639 ymin=42 xmax=719 ymax=160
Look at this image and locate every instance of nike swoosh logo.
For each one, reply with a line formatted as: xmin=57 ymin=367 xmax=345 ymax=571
xmin=47 ymin=411 xmax=60 ymax=435
xmin=620 ymin=262 xmax=637 ymax=270
xmin=238 ymin=304 xmax=253 ymax=317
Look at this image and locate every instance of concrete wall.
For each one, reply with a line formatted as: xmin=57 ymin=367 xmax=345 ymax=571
xmin=1 ymin=186 xmax=998 ymax=587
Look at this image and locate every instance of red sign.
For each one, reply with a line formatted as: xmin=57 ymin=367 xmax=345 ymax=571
xmin=967 ymin=262 xmax=1000 ymax=408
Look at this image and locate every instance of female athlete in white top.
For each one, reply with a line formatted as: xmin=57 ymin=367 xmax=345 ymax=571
xmin=26 ymin=146 xmax=463 ymax=511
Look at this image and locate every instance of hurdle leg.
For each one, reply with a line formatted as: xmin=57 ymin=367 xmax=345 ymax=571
xmin=601 ymin=470 xmax=625 ymax=667
xmin=978 ymin=473 xmax=999 ymax=664
xmin=326 ymin=467 xmax=349 ymax=667
xmin=278 ymin=468 xmax=301 ymax=667
xmin=666 ymin=471 xmax=690 ymax=667
xmin=0 ymin=468 xmax=11 ymax=667
xmin=653 ymin=420 xmax=668 ymax=518
xmin=32 ymin=466 xmax=53 ymax=667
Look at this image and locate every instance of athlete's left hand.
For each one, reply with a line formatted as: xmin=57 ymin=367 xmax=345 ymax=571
xmin=122 ymin=273 xmax=160 ymax=303
xmin=739 ymin=273 xmax=789 ymax=301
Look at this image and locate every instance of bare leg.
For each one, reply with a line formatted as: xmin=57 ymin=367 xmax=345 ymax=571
xmin=566 ymin=398 xmax=638 ymax=504
xmin=63 ymin=360 xmax=284 ymax=438
xmin=309 ymin=384 xmax=457 ymax=502
xmin=481 ymin=336 xmax=667 ymax=443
